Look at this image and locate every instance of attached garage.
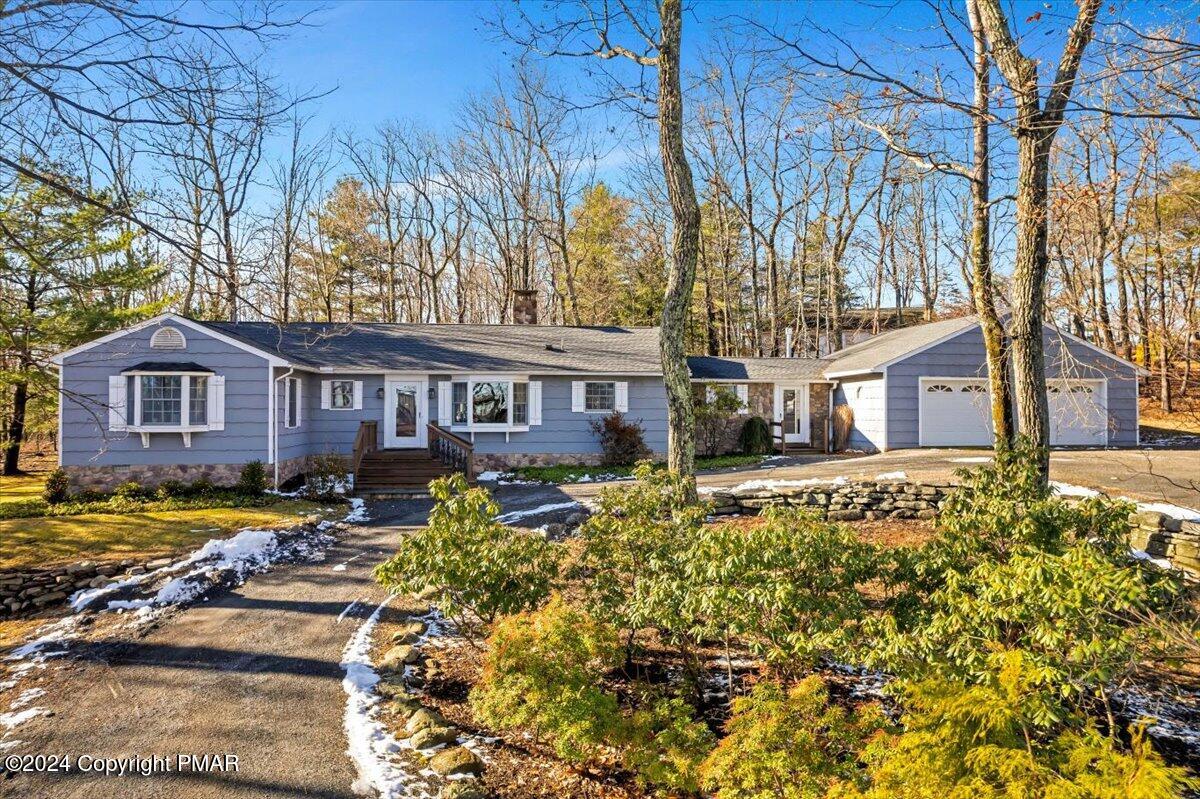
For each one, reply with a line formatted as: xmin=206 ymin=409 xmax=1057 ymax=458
xmin=918 ymin=378 xmax=994 ymax=446
xmin=918 ymin=376 xmax=1110 ymax=447
xmin=1047 ymin=379 xmax=1108 ymax=446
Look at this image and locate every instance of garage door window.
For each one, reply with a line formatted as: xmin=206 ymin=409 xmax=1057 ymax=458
xmin=926 ymin=384 xmax=953 ymax=393
xmin=962 ymin=384 xmax=986 ymax=393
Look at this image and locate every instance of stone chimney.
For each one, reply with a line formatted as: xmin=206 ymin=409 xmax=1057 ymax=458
xmin=512 ymin=288 xmax=538 ymax=325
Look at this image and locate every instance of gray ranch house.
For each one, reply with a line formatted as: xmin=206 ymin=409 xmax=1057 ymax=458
xmin=52 ymin=304 xmax=1143 ymax=492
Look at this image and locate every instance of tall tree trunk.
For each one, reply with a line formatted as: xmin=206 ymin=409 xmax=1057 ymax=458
xmin=657 ymin=0 xmax=699 ymax=488
xmin=968 ymin=0 xmax=1015 ymax=449
xmin=977 ymin=0 xmax=1100 ymax=479
xmin=2 ymin=380 xmax=28 ymax=475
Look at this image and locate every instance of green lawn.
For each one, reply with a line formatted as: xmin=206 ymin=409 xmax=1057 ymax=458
xmin=0 ymin=471 xmax=46 ymax=505
xmin=0 ymin=499 xmax=337 ymax=571
xmin=511 ymin=454 xmax=766 ymax=484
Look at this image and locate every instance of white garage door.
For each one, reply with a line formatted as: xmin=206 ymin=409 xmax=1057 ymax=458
xmin=1048 ymin=380 xmax=1107 ymax=446
xmin=919 ymin=377 xmax=1108 ymax=446
xmin=919 ymin=379 xmax=994 ymax=446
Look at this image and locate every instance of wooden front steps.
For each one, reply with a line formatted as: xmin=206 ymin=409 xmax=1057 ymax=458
xmin=355 ymin=448 xmax=459 ymax=494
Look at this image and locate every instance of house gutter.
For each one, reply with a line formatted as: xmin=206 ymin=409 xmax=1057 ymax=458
xmin=272 ymin=367 xmax=294 ymax=489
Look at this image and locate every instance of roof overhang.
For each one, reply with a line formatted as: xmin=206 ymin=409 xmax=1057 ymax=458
xmin=51 ymin=313 xmax=292 ymax=368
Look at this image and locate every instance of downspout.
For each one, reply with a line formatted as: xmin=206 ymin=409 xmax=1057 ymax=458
xmin=272 ymin=367 xmax=294 ymax=489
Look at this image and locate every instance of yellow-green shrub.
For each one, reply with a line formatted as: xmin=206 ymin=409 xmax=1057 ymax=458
xmin=701 ymin=677 xmax=886 ymax=799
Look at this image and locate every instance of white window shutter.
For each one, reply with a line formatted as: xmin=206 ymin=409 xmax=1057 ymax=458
xmin=615 ymin=381 xmax=629 ymax=413
xmin=571 ymin=381 xmax=585 ymax=412
xmin=320 ymin=380 xmax=331 ymax=410
xmin=208 ymin=375 xmax=226 ymax=431
xmin=108 ymin=375 xmax=127 ymax=432
xmin=705 ymin=385 xmax=716 ymax=403
xmin=773 ymin=385 xmax=784 ymax=422
xmin=296 ymin=379 xmax=302 ymax=425
xmin=438 ymin=381 xmax=451 ymax=425
xmin=353 ymin=381 xmax=363 ymax=411
xmin=736 ymin=384 xmax=749 ymax=408
xmin=529 ymin=381 xmax=542 ymax=425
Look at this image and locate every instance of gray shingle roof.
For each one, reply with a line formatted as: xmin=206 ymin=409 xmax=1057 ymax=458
xmin=825 ymin=314 xmax=979 ymax=375
xmin=197 ymin=321 xmax=664 ymax=374
xmin=687 ymin=356 xmax=831 ymax=381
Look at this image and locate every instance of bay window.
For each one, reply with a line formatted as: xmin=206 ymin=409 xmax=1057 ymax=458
xmin=446 ymin=378 xmax=533 ymax=430
xmin=115 ymin=364 xmax=224 ymax=447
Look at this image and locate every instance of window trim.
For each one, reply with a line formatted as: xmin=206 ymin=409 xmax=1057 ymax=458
xmin=583 ymin=380 xmax=617 ymax=413
xmin=329 ymin=379 xmax=355 ymax=410
xmin=284 ymin=377 xmax=302 ymax=429
xmin=126 ymin=370 xmax=212 ymax=433
xmin=448 ymin=375 xmax=530 ymax=432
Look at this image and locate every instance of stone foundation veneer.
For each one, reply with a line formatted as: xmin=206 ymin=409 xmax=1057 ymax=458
xmin=473 ymin=451 xmax=668 ymax=473
xmin=64 ymin=454 xmax=327 ymax=492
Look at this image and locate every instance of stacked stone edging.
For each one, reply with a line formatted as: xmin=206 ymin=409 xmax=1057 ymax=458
xmin=0 ymin=556 xmax=168 ymax=616
xmin=1129 ymin=511 xmax=1200 ymax=574
xmin=375 ymin=605 xmax=486 ymax=799
xmin=709 ymin=480 xmax=950 ymax=521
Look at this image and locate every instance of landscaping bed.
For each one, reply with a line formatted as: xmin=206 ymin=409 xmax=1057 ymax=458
xmin=362 ymin=456 xmax=1200 ymax=798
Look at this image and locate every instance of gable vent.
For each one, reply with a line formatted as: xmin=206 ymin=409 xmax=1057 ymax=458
xmin=150 ymin=326 xmax=186 ymax=350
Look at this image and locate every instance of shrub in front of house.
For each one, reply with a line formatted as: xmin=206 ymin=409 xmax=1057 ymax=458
xmin=694 ymin=383 xmax=743 ymax=456
xmin=373 ymin=474 xmax=562 ymax=628
xmin=303 ymin=452 xmax=348 ymax=500
xmin=237 ymin=460 xmax=268 ymax=496
xmin=738 ymin=415 xmax=772 ymax=456
xmin=588 ymin=411 xmax=650 ymax=466
xmin=42 ymin=468 xmax=70 ymax=504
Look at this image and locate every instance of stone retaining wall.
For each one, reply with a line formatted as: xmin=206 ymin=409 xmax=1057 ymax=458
xmin=708 ymin=480 xmax=949 ymax=521
xmin=1 ymin=557 xmax=167 ymax=616
xmin=709 ymin=480 xmax=1200 ymax=578
xmin=1129 ymin=511 xmax=1200 ymax=574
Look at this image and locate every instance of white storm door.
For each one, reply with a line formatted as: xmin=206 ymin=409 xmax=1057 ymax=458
xmin=383 ymin=378 xmax=427 ymax=448
xmin=778 ymin=384 xmax=810 ymax=443
xmin=919 ymin=378 xmax=993 ymax=446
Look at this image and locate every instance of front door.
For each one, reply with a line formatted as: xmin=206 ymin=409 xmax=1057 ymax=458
xmin=383 ymin=377 xmax=427 ymax=448
xmin=777 ymin=384 xmax=811 ymax=444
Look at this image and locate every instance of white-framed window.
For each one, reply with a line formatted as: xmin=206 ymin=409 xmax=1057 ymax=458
xmin=585 ymin=381 xmax=616 ymax=412
xmin=285 ymin=377 xmax=301 ymax=428
xmin=140 ymin=375 xmax=182 ymax=424
xmin=331 ymin=380 xmax=353 ymax=409
xmin=320 ymin=379 xmax=361 ymax=411
xmin=189 ymin=376 xmax=209 ymax=425
xmin=445 ymin=378 xmax=534 ymax=430
xmin=704 ymin=383 xmax=749 ymax=408
xmin=113 ymin=369 xmax=224 ymax=446
xmin=571 ymin=380 xmax=628 ymax=413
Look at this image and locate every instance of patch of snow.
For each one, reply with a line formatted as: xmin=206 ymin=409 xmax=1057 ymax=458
xmin=476 ymin=471 xmax=506 ymax=482
xmin=1051 ymin=481 xmax=1200 ymax=521
xmin=950 ymin=456 xmax=992 ymax=463
xmin=10 ymin=688 xmax=44 ymax=710
xmin=710 ymin=475 xmax=850 ymax=494
xmin=1112 ymin=685 xmax=1200 ymax=751
xmin=340 ymin=597 xmax=433 ymax=799
xmin=875 ymin=471 xmax=907 ymax=480
xmin=338 ymin=600 xmax=362 ymax=623
xmin=1130 ymin=549 xmax=1174 ymax=570
xmin=343 ymin=497 xmax=369 ymax=523
xmin=0 ymin=706 xmax=48 ymax=731
xmin=495 ymin=501 xmax=581 ymax=524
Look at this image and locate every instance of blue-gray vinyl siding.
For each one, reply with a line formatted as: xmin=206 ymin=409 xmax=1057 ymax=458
xmin=833 ymin=375 xmax=886 ymax=452
xmin=61 ymin=322 xmax=271 ymax=466
xmin=883 ymin=324 xmax=1139 ymax=448
xmin=469 ymin=376 xmax=668 ymax=455
xmin=268 ymin=373 xmax=668 ymax=460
